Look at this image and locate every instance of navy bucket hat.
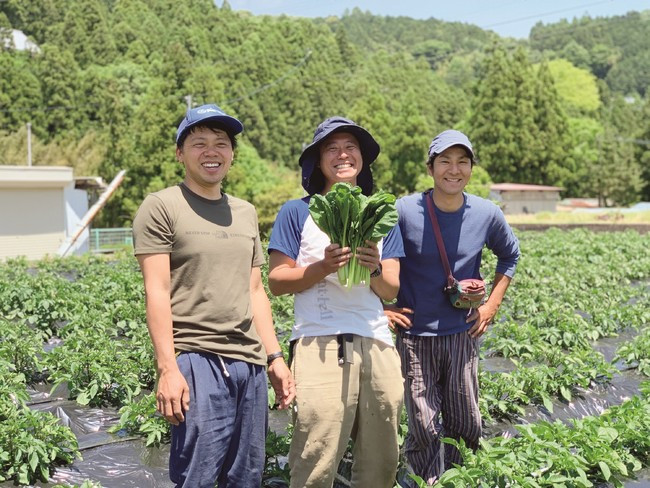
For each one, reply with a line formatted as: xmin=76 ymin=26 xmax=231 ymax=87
xmin=428 ymin=129 xmax=475 ymax=161
xmin=176 ymin=103 xmax=244 ymax=144
xmin=299 ymin=116 xmax=380 ymax=195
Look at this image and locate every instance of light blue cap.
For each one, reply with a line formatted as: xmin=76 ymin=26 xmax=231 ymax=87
xmin=428 ymin=130 xmax=474 ymax=160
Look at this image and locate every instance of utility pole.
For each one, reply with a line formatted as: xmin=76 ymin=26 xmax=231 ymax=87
xmin=26 ymin=122 xmax=32 ymax=167
xmin=184 ymin=95 xmax=192 ymax=111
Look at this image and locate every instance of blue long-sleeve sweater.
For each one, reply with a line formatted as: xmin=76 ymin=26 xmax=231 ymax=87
xmin=396 ymin=191 xmax=520 ymax=336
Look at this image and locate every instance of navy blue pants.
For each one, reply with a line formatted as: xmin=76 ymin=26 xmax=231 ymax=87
xmin=170 ymin=352 xmax=268 ymax=488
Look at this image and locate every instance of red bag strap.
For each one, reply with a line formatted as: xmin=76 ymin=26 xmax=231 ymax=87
xmin=425 ymin=190 xmax=456 ymax=289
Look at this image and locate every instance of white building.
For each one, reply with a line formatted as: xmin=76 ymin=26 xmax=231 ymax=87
xmin=0 ymin=166 xmax=88 ymax=261
xmin=6 ymin=29 xmax=40 ymax=53
xmin=489 ymin=183 xmax=563 ymax=215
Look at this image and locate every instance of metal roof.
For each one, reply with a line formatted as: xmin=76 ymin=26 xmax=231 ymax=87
xmin=490 ymin=183 xmax=563 ymax=192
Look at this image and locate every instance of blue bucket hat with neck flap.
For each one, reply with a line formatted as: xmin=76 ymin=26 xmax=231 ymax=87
xmin=299 ymin=116 xmax=380 ymax=195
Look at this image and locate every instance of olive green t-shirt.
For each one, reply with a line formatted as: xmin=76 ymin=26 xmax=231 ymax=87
xmin=132 ymin=183 xmax=266 ymax=365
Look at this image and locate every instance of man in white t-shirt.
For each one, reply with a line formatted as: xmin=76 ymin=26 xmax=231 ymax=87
xmin=268 ymin=116 xmax=405 ymax=488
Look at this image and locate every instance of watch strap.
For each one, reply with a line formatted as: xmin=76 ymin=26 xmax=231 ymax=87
xmin=267 ymin=351 xmax=284 ymax=366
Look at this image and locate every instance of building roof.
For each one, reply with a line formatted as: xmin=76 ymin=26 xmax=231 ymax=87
xmin=560 ymin=198 xmax=599 ymax=208
xmin=491 ymin=183 xmax=563 ymax=192
xmin=75 ymin=176 xmax=107 ymax=191
xmin=0 ymin=165 xmax=74 ymax=188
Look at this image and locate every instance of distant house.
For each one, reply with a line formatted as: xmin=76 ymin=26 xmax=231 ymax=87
xmin=489 ymin=183 xmax=563 ymax=215
xmin=0 ymin=166 xmax=88 ymax=261
xmin=5 ymin=29 xmax=40 ymax=53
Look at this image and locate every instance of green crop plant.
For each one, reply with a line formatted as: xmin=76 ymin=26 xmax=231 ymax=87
xmin=0 ymin=319 xmax=44 ymax=383
xmin=437 ymin=383 xmax=650 ymax=487
xmin=109 ymin=393 xmax=169 ymax=447
xmin=45 ymin=327 xmax=143 ymax=407
xmin=0 ymin=228 xmax=648 ymax=486
xmin=0 ymin=361 xmax=29 ymax=420
xmin=0 ymin=406 xmax=79 ymax=485
xmin=614 ymin=328 xmax=650 ymax=376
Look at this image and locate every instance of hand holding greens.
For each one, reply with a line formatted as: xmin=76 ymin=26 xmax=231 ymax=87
xmin=308 ymin=183 xmax=398 ymax=288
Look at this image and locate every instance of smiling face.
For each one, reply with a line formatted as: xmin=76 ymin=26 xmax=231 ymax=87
xmin=176 ymin=126 xmax=234 ymax=199
xmin=429 ymin=145 xmax=472 ymax=209
xmin=318 ymin=132 xmax=363 ymax=194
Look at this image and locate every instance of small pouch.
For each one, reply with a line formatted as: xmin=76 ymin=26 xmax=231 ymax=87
xmin=446 ymin=278 xmax=486 ymax=309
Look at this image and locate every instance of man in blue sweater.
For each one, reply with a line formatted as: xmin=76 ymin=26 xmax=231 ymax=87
xmin=386 ymin=130 xmax=520 ymax=485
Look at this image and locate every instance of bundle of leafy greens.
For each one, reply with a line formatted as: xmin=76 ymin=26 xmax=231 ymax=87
xmin=308 ymin=182 xmax=398 ymax=288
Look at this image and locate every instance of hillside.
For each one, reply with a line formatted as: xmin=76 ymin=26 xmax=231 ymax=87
xmin=0 ymin=0 xmax=648 ymax=228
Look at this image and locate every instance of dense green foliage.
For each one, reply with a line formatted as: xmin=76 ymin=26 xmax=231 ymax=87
xmin=0 ymin=360 xmax=80 ymax=485
xmin=0 ymin=1 xmax=648 ymax=229
xmin=615 ymin=328 xmax=650 ymax=377
xmin=530 ymin=11 xmax=650 ymax=96
xmin=432 ymin=385 xmax=650 ymax=487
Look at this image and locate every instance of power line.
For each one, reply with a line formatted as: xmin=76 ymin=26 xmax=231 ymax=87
xmin=480 ymin=0 xmax=614 ymax=28
xmin=528 ymin=10 xmax=648 ymax=41
xmin=224 ymin=49 xmax=312 ymax=104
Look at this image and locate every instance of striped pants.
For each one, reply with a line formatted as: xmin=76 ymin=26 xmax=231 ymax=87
xmin=396 ymin=331 xmax=481 ymax=485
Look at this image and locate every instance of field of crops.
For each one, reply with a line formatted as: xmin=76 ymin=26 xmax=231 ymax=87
xmin=1 ymin=228 xmax=649 ymax=488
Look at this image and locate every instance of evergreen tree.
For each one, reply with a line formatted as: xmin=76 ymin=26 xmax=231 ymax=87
xmin=50 ymin=0 xmax=116 ymax=66
xmin=1 ymin=0 xmax=63 ymax=45
xmin=467 ymin=44 xmax=517 ymax=182
xmin=36 ymin=44 xmax=83 ymax=138
xmin=592 ymin=93 xmax=644 ymax=206
xmin=469 ymin=46 xmax=573 ymax=188
xmin=595 ymin=134 xmax=642 ymax=206
xmin=508 ymin=47 xmax=540 ymax=183
xmin=0 ymin=12 xmax=12 ymax=48
xmin=0 ymin=51 xmax=43 ymax=134
xmin=639 ymin=96 xmax=650 ymax=200
xmin=533 ymin=60 xmax=573 ymax=189
xmin=0 ymin=0 xmax=646 ymax=226
xmin=565 ymin=117 xmax=602 ymax=197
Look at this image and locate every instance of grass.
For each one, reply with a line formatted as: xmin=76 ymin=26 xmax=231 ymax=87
xmin=506 ymin=209 xmax=650 ymax=225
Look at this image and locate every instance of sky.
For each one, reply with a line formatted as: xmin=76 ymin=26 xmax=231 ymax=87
xmin=226 ymin=0 xmax=649 ymax=38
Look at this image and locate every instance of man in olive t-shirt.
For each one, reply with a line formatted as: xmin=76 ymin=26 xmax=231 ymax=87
xmin=132 ymin=103 xmax=294 ymax=488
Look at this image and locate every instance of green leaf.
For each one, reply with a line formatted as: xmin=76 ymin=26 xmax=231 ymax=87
xmin=560 ymin=385 xmax=572 ymax=401
xmin=76 ymin=391 xmax=90 ymax=405
xmin=28 ymin=450 xmax=39 ymax=472
xmin=542 ymin=394 xmax=554 ymax=413
xmin=599 ymin=461 xmax=611 ymax=480
xmin=597 ymin=427 xmax=618 ymax=442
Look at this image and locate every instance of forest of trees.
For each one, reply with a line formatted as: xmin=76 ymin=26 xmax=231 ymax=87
xmin=0 ymin=0 xmax=648 ymax=231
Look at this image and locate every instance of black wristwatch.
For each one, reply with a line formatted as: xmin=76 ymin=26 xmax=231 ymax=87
xmin=370 ymin=262 xmax=383 ymax=278
xmin=267 ymin=351 xmax=284 ymax=366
